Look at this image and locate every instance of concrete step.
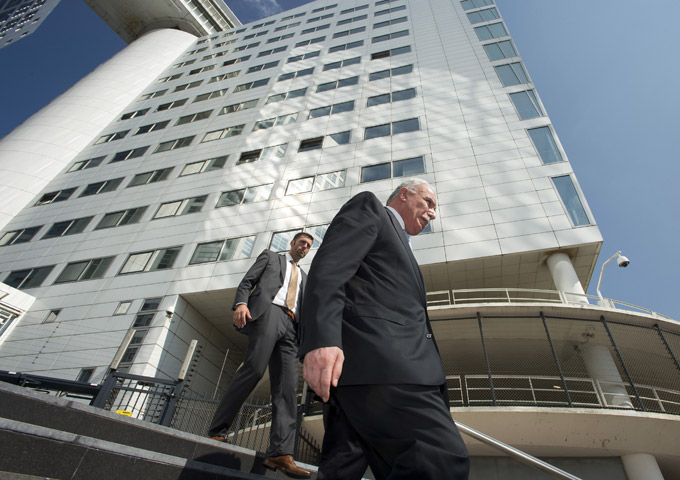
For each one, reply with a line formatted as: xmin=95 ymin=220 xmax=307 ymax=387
xmin=0 ymin=382 xmax=317 ymax=480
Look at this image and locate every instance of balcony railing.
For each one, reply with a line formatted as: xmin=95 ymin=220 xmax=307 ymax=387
xmin=426 ymin=288 xmax=673 ymax=320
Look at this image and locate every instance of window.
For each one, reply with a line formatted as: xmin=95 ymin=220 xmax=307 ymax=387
xmin=35 ymin=188 xmax=76 ymax=206
xmin=461 ymin=0 xmax=494 ymax=10
xmin=266 ymin=87 xmax=307 ymax=104
xmin=176 ymin=111 xmax=212 ymax=125
xmin=278 ymin=67 xmax=314 ymax=81
xmin=337 ymin=14 xmax=367 ymax=26
xmin=119 ymin=247 xmax=182 ymax=274
xmin=372 ymin=29 xmax=409 ymax=43
xmin=361 ymin=156 xmax=425 ymax=182
xmin=55 ymin=257 xmax=114 ymax=284
xmin=234 ymin=78 xmax=269 ymax=92
xmin=180 ymin=156 xmax=228 ymax=176
xmin=317 ymin=76 xmax=359 ymax=93
xmin=308 ymin=13 xmax=334 ymax=23
xmin=173 ymin=59 xmax=196 ymax=68
xmin=128 ymin=168 xmax=173 ymax=187
xmin=76 ymin=368 xmax=95 ymax=383
xmin=189 ymin=236 xmax=256 ymax=264
xmin=67 ymin=156 xmax=105 ymax=172
xmin=154 ymin=136 xmax=194 ymax=153
xmin=552 ymin=176 xmax=591 ymax=226
xmin=253 ymin=112 xmax=299 ymax=131
xmin=194 ymin=89 xmax=228 ymax=102
xmin=135 ymin=121 xmax=169 ymax=135
xmin=220 ymin=99 xmax=258 ymax=115
xmin=139 ymin=89 xmax=167 ymax=101
xmin=298 ymin=137 xmax=324 ymax=152
xmin=114 ymin=301 xmax=132 ymax=315
xmin=156 ymin=98 xmax=188 ymax=111
xmin=270 ymin=229 xmax=303 ymax=252
xmin=274 ymin=22 xmax=301 ymax=32
xmin=329 ymin=40 xmax=364 ymax=53
xmin=375 ymin=0 xmax=400 ymax=4
xmin=528 ymin=127 xmax=563 ymax=164
xmin=312 ymin=3 xmax=337 ymax=13
xmin=509 ymin=90 xmax=544 ymax=119
xmin=341 ymin=4 xmax=368 ymax=14
xmin=94 ymin=130 xmax=129 ymax=144
xmin=286 ymin=170 xmax=346 ymax=195
xmin=333 ymin=26 xmax=366 ymax=38
xmin=243 ymin=31 xmax=267 ymax=40
xmin=223 ymin=55 xmax=251 ymax=66
xmin=295 ymin=36 xmax=326 ymax=47
xmin=43 ymin=310 xmax=60 ymax=324
xmin=247 ymin=60 xmax=280 ymax=73
xmin=287 ymin=50 xmax=320 ymax=63
xmin=79 ymin=178 xmax=123 ymax=197
xmin=374 ymin=16 xmax=407 ymax=28
xmin=267 ymin=33 xmax=295 ymax=44
xmin=365 ymin=118 xmax=420 ymax=139
xmin=202 ymin=124 xmax=245 ymax=142
xmin=111 ymin=146 xmax=149 ymax=162
xmin=466 ymin=7 xmax=499 ymax=24
xmin=495 ymin=62 xmax=529 ymax=86
xmin=367 ymin=87 xmax=415 ymax=106
xmin=474 ymin=22 xmax=507 ymax=41
xmin=234 ymin=42 xmax=260 ymax=52
xmin=323 ymin=56 xmax=361 ymax=71
xmin=120 ymin=108 xmax=149 ymax=120
xmin=236 ymin=144 xmax=288 ymax=164
xmin=258 ymin=46 xmax=287 ymax=57
xmin=0 ymin=226 xmax=42 ymax=246
xmin=371 ymin=45 xmax=411 ymax=60
xmin=4 ymin=266 xmax=54 ymax=290
xmin=209 ymin=70 xmax=240 ymax=83
xmin=369 ymin=63 xmax=413 ymax=81
xmin=282 ymin=12 xmax=306 ymax=21
xmin=173 ymin=80 xmax=203 ymax=92
xmin=157 ymin=74 xmax=182 ymax=83
xmin=154 ymin=196 xmax=207 ymax=219
xmin=483 ymin=39 xmax=517 ymax=61
xmin=301 ymin=24 xmax=330 ymax=35
xmin=96 ymin=207 xmax=148 ymax=229
xmin=375 ymin=5 xmax=406 ymax=16
xmin=216 ymin=184 xmax=274 ymax=207
xmin=42 ymin=217 xmax=92 ymax=239
xmin=309 ymin=100 xmax=355 ymax=119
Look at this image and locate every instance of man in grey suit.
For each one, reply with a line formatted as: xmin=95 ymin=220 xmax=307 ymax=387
xmin=299 ymin=179 xmax=469 ymax=480
xmin=209 ymin=231 xmax=313 ymax=479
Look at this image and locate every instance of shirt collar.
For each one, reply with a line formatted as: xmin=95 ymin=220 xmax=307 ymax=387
xmin=386 ymin=206 xmax=406 ymax=230
xmin=285 ymin=252 xmax=294 ymax=263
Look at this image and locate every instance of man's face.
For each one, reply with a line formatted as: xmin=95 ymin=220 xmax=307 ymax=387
xmin=399 ymin=185 xmax=437 ymax=235
xmin=289 ymin=235 xmax=312 ymax=262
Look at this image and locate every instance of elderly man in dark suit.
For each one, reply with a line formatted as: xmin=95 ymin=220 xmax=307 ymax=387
xmin=299 ymin=179 xmax=470 ymax=480
xmin=209 ymin=231 xmax=313 ymax=479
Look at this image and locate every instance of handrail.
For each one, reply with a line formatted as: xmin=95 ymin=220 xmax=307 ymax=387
xmin=426 ymin=288 xmax=673 ymax=320
xmin=454 ymin=421 xmax=582 ymax=480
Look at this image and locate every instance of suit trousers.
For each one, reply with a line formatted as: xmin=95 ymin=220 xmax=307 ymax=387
xmin=208 ymin=306 xmax=299 ymax=457
xmin=318 ymin=384 xmax=470 ymax=480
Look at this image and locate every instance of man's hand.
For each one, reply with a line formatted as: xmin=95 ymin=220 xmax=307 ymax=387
xmin=233 ymin=304 xmax=251 ymax=329
xmin=303 ymin=347 xmax=344 ymax=402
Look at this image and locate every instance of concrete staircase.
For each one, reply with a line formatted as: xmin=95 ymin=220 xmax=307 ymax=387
xmin=0 ymin=381 xmax=318 ymax=480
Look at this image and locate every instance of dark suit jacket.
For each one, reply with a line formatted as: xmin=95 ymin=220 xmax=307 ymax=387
xmin=233 ymin=249 xmax=307 ymax=323
xmin=299 ymin=191 xmax=445 ymax=386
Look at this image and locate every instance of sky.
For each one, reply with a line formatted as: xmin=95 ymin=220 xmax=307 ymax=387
xmin=0 ymin=0 xmax=678 ymax=320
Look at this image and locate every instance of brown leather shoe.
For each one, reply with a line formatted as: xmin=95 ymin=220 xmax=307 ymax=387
xmin=263 ymin=455 xmax=311 ymax=479
xmin=209 ymin=435 xmax=227 ymax=442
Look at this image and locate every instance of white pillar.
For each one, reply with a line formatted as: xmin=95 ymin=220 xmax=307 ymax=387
xmin=0 ymin=28 xmax=197 ymax=230
xmin=546 ymin=252 xmax=588 ymax=304
xmin=621 ymin=453 xmax=664 ymax=480
xmin=578 ymin=344 xmax=633 ymax=408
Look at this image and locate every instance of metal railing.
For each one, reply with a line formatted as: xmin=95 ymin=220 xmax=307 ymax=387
xmin=426 ymin=288 xmax=673 ymax=320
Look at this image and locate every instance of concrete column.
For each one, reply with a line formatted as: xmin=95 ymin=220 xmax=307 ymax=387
xmin=578 ymin=344 xmax=633 ymax=408
xmin=621 ymin=453 xmax=664 ymax=480
xmin=0 ymin=28 xmax=197 ymax=230
xmin=546 ymin=252 xmax=588 ymax=304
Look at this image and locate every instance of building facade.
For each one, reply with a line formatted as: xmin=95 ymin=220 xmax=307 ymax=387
xmin=0 ymin=0 xmax=678 ymax=478
xmin=0 ymin=0 xmax=60 ymax=48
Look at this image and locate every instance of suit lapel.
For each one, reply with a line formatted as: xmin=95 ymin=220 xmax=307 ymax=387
xmin=385 ymin=208 xmax=426 ymax=300
xmin=278 ymin=253 xmax=286 ymax=283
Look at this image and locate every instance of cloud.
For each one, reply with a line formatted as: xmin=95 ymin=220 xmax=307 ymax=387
xmin=251 ymin=0 xmax=284 ymax=17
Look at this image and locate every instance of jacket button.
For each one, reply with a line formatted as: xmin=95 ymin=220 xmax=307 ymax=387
xmin=426 ymin=334 xmax=432 ymax=339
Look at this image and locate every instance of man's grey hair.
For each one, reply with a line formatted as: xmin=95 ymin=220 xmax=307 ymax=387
xmin=386 ymin=178 xmax=433 ymax=205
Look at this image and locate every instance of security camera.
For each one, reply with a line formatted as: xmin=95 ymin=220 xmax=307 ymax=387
xmin=617 ymin=255 xmax=630 ymax=268
xmin=165 ymin=307 xmax=175 ymax=317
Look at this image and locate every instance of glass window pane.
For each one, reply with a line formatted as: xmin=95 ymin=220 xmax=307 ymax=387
xmin=224 ymin=235 xmax=255 ymax=260
xmin=244 ymin=184 xmax=273 ymax=203
xmin=331 ymin=101 xmax=354 ymax=114
xmin=270 ymin=229 xmax=302 ymax=252
xmin=121 ymin=253 xmax=152 ymax=273
xmin=369 ymin=69 xmax=390 ymax=81
xmin=310 ymin=106 xmax=331 ymax=118
xmin=392 ymin=118 xmax=419 ymax=134
xmin=23 ymin=267 xmax=53 ymax=289
xmin=327 ymin=131 xmax=351 ymax=146
xmin=392 ymin=64 xmax=413 ymax=76
xmin=392 ymin=88 xmax=416 ymax=102
xmin=217 ymin=189 xmax=245 ymax=207
xmin=262 ymin=144 xmax=288 ymax=159
xmin=495 ymin=63 xmax=526 ymax=86
xmin=190 ymin=241 xmax=223 ymax=264
xmin=553 ymin=176 xmax=590 ymax=226
xmin=155 ymin=201 xmax=181 ymax=218
xmin=82 ymin=257 xmax=113 ymax=280
xmin=361 ymin=163 xmax=391 ymax=182
xmin=510 ymin=90 xmax=543 ymax=120
xmin=314 ymin=170 xmax=346 ymax=191
xmin=317 ymin=82 xmax=336 ymax=92
xmin=55 ymin=262 xmax=87 ymax=283
xmin=97 ymin=212 xmax=124 ymax=229
xmin=488 ymin=22 xmax=508 ymax=38
xmin=498 ymin=40 xmax=517 ymax=58
xmin=528 ymin=127 xmax=563 ymax=164
xmin=365 ymin=124 xmax=391 ymax=139
xmin=367 ymin=93 xmax=390 ymax=107
xmin=483 ymin=43 xmax=504 ymax=61
xmin=393 ymin=156 xmax=425 ymax=177
xmin=307 ymin=224 xmax=328 ymax=249
xmin=286 ymin=177 xmax=315 ymax=195
xmin=149 ymin=248 xmax=179 ymax=271
xmin=288 ymin=88 xmax=307 ymax=98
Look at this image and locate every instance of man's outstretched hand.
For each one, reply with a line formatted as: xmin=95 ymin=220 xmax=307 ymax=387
xmin=303 ymin=346 xmax=344 ymax=402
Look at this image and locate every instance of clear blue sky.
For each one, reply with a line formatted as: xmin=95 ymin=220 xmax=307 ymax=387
xmin=0 ymin=0 xmax=677 ymax=320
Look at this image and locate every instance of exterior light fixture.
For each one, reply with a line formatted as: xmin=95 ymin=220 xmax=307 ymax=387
xmin=596 ymin=251 xmax=630 ymax=305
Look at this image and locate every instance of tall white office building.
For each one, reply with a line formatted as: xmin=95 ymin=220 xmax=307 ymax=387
xmin=0 ymin=0 xmax=60 ymax=48
xmin=0 ymin=1 xmax=678 ymax=478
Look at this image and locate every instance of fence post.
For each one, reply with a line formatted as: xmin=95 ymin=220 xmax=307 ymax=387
xmin=91 ymin=372 xmax=118 ymax=408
